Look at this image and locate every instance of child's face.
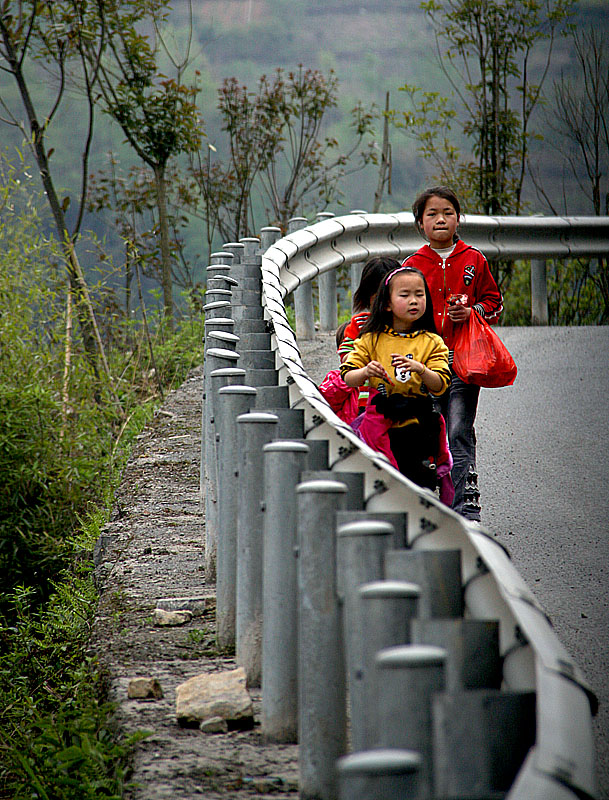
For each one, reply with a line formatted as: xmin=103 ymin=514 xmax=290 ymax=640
xmin=386 ymin=272 xmax=426 ymax=331
xmin=421 ymin=195 xmax=458 ymax=249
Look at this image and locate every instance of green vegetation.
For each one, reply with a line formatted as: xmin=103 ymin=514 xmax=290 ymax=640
xmin=0 ymin=154 xmax=204 ymax=798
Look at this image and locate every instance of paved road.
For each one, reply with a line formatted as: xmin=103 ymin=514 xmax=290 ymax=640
xmin=475 ymin=326 xmax=609 ymax=798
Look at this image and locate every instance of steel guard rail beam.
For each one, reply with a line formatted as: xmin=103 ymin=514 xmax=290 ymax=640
xmin=273 ymin=212 xmax=609 ymax=297
xmin=259 ymin=212 xmax=601 ymax=800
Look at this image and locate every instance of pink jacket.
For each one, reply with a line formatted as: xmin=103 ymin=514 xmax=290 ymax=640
xmin=318 ymin=369 xmax=360 ymax=425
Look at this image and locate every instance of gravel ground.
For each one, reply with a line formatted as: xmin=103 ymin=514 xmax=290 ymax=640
xmin=90 ymin=335 xmax=337 ymax=800
xmin=90 ymin=365 xmax=301 ymax=800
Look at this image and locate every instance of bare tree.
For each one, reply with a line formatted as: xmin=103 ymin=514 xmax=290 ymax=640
xmin=546 ymin=28 xmax=609 ymax=216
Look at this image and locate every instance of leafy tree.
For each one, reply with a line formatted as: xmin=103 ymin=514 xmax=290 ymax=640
xmin=190 ymin=66 xmax=377 ymax=244
xmin=84 ymin=0 xmax=203 ymax=324
xmin=255 ymin=66 xmax=377 ymax=230
xmin=0 ymin=0 xmax=115 ymax=389
xmin=391 ymin=0 xmax=574 ymax=215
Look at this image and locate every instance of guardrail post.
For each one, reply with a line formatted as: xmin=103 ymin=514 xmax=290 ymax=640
xmin=531 ymin=258 xmax=549 ymax=325
xmin=337 ymin=510 xmax=408 ymax=550
xmin=336 ymin=520 xmax=394 ymax=753
xmin=215 ymin=385 xmax=258 ymax=651
xmin=260 ymin=225 xmax=282 ymax=253
xmin=203 ymin=347 xmax=240 ymax=576
xmin=297 ymin=478 xmax=348 ymax=800
xmin=222 ymin=241 xmax=244 ymax=267
xmin=236 ymin=411 xmax=279 ymax=687
xmin=201 ymin=317 xmax=237 ymax=496
xmin=385 ymin=549 xmax=463 ymax=619
xmin=210 ymin=250 xmax=234 ymax=267
xmin=302 ymin=470 xmax=364 ymax=510
xmin=412 ymin=618 xmax=501 ymax=692
xmin=354 ymin=580 xmax=421 ymax=751
xmin=206 ymin=366 xmax=247 ymax=580
xmin=202 ymin=299 xmax=231 ymax=320
xmin=261 ymin=440 xmax=310 ymax=743
xmin=289 ymin=216 xmax=315 ymax=340
xmin=433 ymin=689 xmax=536 ymax=797
xmin=348 ymin=211 xmax=368 ymax=303
xmin=337 ymin=749 xmax=421 ymax=800
xmin=375 ymin=645 xmax=447 ymax=798
xmin=316 ymin=212 xmax=338 ymax=332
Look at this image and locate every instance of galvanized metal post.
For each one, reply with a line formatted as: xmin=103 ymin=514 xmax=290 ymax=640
xmin=335 ymin=520 xmax=394 ymax=753
xmin=354 ymin=580 xmax=421 ymax=751
xmin=203 ymin=348 xmax=240 ymax=576
xmin=297 ymin=478 xmax=348 ymax=800
xmin=205 ymin=366 xmax=246 ymax=580
xmin=215 ymin=384 xmax=257 ymax=651
xmin=337 ymin=510 xmax=408 ymax=550
xmin=261 ymin=440 xmax=310 ymax=743
xmin=412 ymin=618 xmax=501 ymax=692
xmin=201 ymin=316 xmax=236 ymax=492
xmin=289 ymin=216 xmax=315 ymax=340
xmin=316 ymin=212 xmax=338 ymax=332
xmin=337 ymin=749 xmax=421 ymax=800
xmin=222 ymin=241 xmax=244 ymax=267
xmin=375 ymin=645 xmax=447 ymax=798
xmin=202 ymin=300 xmax=231 ymax=320
xmin=384 ymin=548 xmax=463 ymax=619
xmin=531 ymin=258 xmax=549 ymax=325
xmin=236 ymin=411 xmax=279 ymax=687
xmin=260 ymin=226 xmax=282 ymax=253
xmin=204 ymin=316 xmax=235 ymax=338
xmin=302 ymin=470 xmax=364 ymax=510
xmin=433 ymin=689 xmax=536 ymax=797
xmin=206 ymin=330 xmax=239 ymax=352
xmin=210 ymin=250 xmax=234 ymax=267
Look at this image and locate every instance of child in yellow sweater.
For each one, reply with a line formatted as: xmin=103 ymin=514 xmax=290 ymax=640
xmin=341 ymin=264 xmax=450 ymax=489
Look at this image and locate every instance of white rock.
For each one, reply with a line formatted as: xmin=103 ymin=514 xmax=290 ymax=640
xmin=154 ymin=608 xmax=193 ymax=626
xmin=156 ymin=596 xmax=207 ymax=617
xmin=176 ymin=667 xmax=254 ymax=726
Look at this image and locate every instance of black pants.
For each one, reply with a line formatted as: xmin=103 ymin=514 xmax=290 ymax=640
xmin=388 ymin=419 xmax=439 ymax=491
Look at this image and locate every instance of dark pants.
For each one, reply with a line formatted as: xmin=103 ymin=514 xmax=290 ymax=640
xmin=438 ymin=373 xmax=481 ymax=520
xmin=388 ymin=416 xmax=440 ymax=492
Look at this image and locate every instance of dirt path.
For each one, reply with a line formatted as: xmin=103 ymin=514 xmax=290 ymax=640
xmin=90 ymin=335 xmax=338 ymax=799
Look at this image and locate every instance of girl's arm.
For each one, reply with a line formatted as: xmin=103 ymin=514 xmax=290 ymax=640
xmin=343 ymin=360 xmax=389 ymax=387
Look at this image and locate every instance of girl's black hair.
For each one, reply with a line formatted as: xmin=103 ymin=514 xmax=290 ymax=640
xmin=412 ymin=186 xmax=461 ymax=241
xmin=361 ymin=265 xmax=438 ymax=336
xmin=335 ymin=320 xmax=349 ymax=349
xmin=353 ymin=256 xmax=399 ymax=312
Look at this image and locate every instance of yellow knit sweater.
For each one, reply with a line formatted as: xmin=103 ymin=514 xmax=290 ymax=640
xmin=340 ymin=327 xmax=450 ymax=400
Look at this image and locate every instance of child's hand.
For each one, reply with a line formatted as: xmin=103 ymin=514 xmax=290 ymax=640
xmin=365 ymin=360 xmax=392 ymax=382
xmin=391 ymin=353 xmax=425 ymax=376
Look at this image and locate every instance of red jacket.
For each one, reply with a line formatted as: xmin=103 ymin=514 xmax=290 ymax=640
xmin=402 ymin=240 xmax=503 ymax=350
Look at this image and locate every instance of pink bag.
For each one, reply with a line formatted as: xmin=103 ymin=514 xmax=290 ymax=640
xmin=452 ymin=310 xmax=517 ymax=388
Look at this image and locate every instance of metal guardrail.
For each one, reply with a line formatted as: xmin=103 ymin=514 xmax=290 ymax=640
xmin=257 ymin=213 xmax=600 ymax=799
xmin=273 ymin=212 xmax=609 ymax=298
xmin=203 ymin=214 xmax=603 ymax=799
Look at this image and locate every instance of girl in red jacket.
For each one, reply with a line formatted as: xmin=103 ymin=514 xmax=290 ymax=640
xmin=402 ymin=186 xmax=503 ymax=521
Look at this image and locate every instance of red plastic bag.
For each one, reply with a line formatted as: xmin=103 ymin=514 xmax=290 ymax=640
xmin=452 ymin=310 xmax=517 ymax=388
